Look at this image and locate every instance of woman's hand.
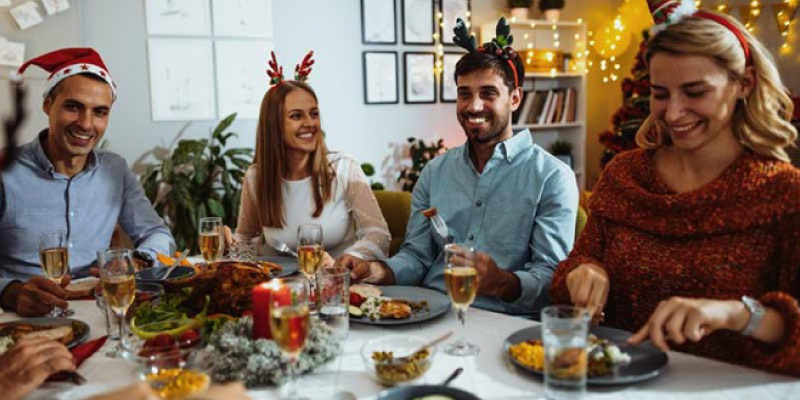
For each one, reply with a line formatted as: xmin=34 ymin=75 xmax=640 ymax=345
xmin=565 ymin=263 xmax=609 ymax=320
xmin=320 ymin=251 xmax=336 ymax=270
xmin=628 ymin=297 xmax=749 ymax=351
xmin=223 ymin=226 xmax=236 ymax=250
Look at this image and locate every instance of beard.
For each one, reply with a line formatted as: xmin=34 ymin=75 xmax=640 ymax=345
xmin=459 ymin=110 xmax=510 ymax=145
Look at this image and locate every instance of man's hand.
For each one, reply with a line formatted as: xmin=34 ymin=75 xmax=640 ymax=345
xmin=449 ymin=251 xmax=520 ymax=301
xmin=566 ymin=263 xmax=609 ymax=320
xmin=9 ymin=276 xmax=70 ymax=317
xmin=0 ymin=338 xmax=76 ymax=400
xmin=346 ymin=259 xmax=395 ymax=285
xmin=628 ymin=297 xmax=748 ymax=352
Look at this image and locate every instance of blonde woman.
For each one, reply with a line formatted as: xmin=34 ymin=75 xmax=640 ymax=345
xmin=233 ymin=53 xmax=390 ymax=268
xmin=551 ymin=1 xmax=800 ymax=376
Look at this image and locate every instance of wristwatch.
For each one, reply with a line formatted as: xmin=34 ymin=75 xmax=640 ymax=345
xmin=740 ymin=295 xmax=765 ymax=337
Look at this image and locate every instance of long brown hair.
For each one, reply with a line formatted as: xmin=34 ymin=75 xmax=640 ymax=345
xmin=254 ymin=81 xmax=334 ymax=228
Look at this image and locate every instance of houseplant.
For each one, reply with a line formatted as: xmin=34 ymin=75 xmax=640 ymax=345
xmin=548 ymin=139 xmax=574 ymax=168
xmin=397 ymin=137 xmax=446 ymax=192
xmin=508 ymin=0 xmax=533 ymax=20
xmin=140 ymin=113 xmax=254 ymax=252
xmin=538 ymin=0 xmax=565 ymax=22
xmin=361 ymin=163 xmax=385 ymax=190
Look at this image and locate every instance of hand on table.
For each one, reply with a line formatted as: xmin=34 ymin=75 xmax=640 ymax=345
xmin=566 ymin=263 xmax=609 ymax=322
xmin=628 ymin=297 xmax=748 ymax=352
xmin=6 ymin=275 xmax=71 ymax=317
xmin=321 ymin=251 xmax=335 ymax=270
xmin=0 ymin=338 xmax=75 ymax=400
xmin=345 ymin=258 xmax=395 ymax=285
xmin=223 ymin=225 xmax=235 ymax=249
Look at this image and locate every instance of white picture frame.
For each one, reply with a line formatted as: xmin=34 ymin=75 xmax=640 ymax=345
xmin=361 ymin=0 xmax=396 ymax=44
xmin=440 ymin=0 xmax=470 ymax=45
xmin=147 ymin=38 xmax=216 ymax=121
xmin=215 ymin=40 xmax=272 ymax=120
xmin=9 ymin=1 xmax=44 ymax=30
xmin=145 ymin=0 xmax=211 ymax=36
xmin=440 ymin=52 xmax=461 ymax=102
xmin=363 ymin=51 xmax=398 ymax=105
xmin=0 ymin=38 xmax=25 ymax=68
xmin=404 ymin=52 xmax=435 ymax=104
xmin=41 ymin=0 xmax=70 ymax=15
xmin=402 ymin=0 xmax=434 ymax=44
xmin=211 ymin=0 xmax=273 ymax=38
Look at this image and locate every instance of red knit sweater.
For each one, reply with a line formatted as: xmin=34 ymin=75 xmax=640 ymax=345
xmin=551 ymin=148 xmax=800 ymax=376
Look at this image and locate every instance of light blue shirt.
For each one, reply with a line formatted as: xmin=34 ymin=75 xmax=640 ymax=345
xmin=386 ymin=130 xmax=578 ymax=316
xmin=0 ymin=131 xmax=175 ymax=294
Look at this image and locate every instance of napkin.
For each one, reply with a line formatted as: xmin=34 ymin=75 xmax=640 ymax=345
xmin=48 ymin=335 xmax=108 ymax=382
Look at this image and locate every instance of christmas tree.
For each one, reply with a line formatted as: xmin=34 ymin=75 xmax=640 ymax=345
xmin=598 ymin=31 xmax=651 ymax=167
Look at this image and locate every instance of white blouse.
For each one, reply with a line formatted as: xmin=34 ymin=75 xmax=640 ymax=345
xmin=236 ymin=153 xmax=390 ymax=260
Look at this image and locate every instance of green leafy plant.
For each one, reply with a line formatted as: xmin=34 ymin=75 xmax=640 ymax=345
xmin=508 ymin=0 xmax=533 ymax=7
xmin=548 ymin=140 xmax=573 ymax=155
xmin=397 ymin=138 xmax=446 ymax=192
xmin=539 ymin=0 xmax=565 ymax=12
xmin=140 ymin=113 xmax=253 ymax=252
xmin=361 ymin=163 xmax=385 ymax=191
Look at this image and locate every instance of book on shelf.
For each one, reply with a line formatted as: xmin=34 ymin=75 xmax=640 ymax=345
xmin=526 ymin=91 xmax=549 ymax=124
xmin=515 ymin=90 xmax=537 ymax=125
xmin=515 ymin=88 xmax=578 ymax=127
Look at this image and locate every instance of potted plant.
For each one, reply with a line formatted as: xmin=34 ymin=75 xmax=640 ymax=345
xmin=140 ymin=113 xmax=254 ymax=252
xmin=548 ymin=139 xmax=574 ymax=168
xmin=397 ymin=137 xmax=446 ymax=192
xmin=508 ymin=0 xmax=533 ymax=20
xmin=538 ymin=0 xmax=565 ymax=22
xmin=361 ymin=163 xmax=385 ymax=190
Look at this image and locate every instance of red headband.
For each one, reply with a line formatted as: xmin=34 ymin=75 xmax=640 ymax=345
xmin=476 ymin=47 xmax=520 ymax=89
xmin=694 ymin=11 xmax=752 ymax=66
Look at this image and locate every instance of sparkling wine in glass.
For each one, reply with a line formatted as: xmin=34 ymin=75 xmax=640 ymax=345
xmin=443 ymin=243 xmax=480 ymax=356
xmin=297 ymin=224 xmax=322 ymax=311
xmin=39 ymin=230 xmax=73 ymax=317
xmin=269 ymin=277 xmax=311 ymax=400
xmin=199 ymin=217 xmax=224 ymax=262
xmin=98 ymin=249 xmax=136 ymax=356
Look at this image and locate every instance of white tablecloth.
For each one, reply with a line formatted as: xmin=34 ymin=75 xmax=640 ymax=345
xmin=3 ymin=299 xmax=797 ymax=400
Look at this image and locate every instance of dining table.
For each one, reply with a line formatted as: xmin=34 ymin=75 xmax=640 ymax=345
xmin=4 ymin=295 xmax=797 ymax=400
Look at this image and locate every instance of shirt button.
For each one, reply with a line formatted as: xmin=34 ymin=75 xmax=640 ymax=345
xmin=476 ymin=200 xmax=483 ymax=207
xmin=69 ymin=211 xmax=74 ymax=217
xmin=468 ymin=234 xmax=475 ymax=241
xmin=69 ymin=243 xmax=74 ymax=248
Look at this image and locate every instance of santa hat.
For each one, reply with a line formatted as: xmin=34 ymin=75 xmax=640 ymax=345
xmin=9 ymin=47 xmax=117 ymax=101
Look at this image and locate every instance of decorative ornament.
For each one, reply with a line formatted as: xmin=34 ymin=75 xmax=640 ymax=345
xmin=452 ymin=17 xmax=521 ymax=88
xmin=14 ymin=47 xmax=117 ymax=100
xmin=266 ymin=50 xmax=315 ymax=88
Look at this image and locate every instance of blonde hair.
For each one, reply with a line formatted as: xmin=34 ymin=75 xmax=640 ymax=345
xmin=254 ymin=81 xmax=334 ymax=228
xmin=636 ymin=12 xmax=797 ymax=162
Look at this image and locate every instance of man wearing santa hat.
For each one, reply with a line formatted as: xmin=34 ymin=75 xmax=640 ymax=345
xmin=0 ymin=47 xmax=174 ymax=317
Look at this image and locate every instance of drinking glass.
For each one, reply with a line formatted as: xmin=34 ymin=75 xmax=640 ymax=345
xmin=443 ymin=243 xmax=479 ymax=356
xmin=316 ymin=267 xmax=350 ymax=345
xmin=541 ymin=305 xmax=590 ymax=400
xmin=198 ymin=217 xmax=224 ymax=262
xmin=98 ymin=249 xmax=137 ymax=355
xmin=269 ymin=277 xmax=311 ymax=400
xmin=39 ymin=230 xmax=73 ymax=317
xmin=297 ymin=224 xmax=323 ymax=309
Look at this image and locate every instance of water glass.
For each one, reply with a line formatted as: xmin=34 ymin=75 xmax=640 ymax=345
xmin=316 ymin=267 xmax=350 ymax=344
xmin=228 ymin=239 xmax=257 ymax=262
xmin=541 ymin=305 xmax=590 ymax=400
xmin=94 ymin=291 xmax=121 ymax=340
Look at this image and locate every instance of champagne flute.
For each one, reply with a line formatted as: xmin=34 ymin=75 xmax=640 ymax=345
xmin=297 ymin=224 xmax=323 ymax=310
xmin=39 ymin=230 xmax=73 ymax=317
xmin=198 ymin=217 xmax=224 ymax=263
xmin=269 ymin=277 xmax=311 ymax=400
xmin=98 ymin=249 xmax=136 ymax=355
xmin=443 ymin=243 xmax=480 ymax=356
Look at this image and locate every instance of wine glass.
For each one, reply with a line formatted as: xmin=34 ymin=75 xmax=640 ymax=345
xmin=297 ymin=224 xmax=323 ymax=310
xmin=269 ymin=277 xmax=311 ymax=400
xmin=443 ymin=243 xmax=480 ymax=356
xmin=38 ymin=230 xmax=73 ymax=317
xmin=198 ymin=217 xmax=224 ymax=263
xmin=98 ymin=249 xmax=136 ymax=355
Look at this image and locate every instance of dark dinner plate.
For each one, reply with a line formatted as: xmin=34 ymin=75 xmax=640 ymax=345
xmin=257 ymin=255 xmax=299 ymax=277
xmin=350 ymin=286 xmax=451 ymax=326
xmin=135 ymin=266 xmax=195 ymax=283
xmin=0 ymin=317 xmax=90 ymax=349
xmin=376 ymin=385 xmax=481 ymax=400
xmin=504 ymin=325 xmax=668 ymax=385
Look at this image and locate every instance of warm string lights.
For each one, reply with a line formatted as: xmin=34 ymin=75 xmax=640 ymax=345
xmin=432 ymin=10 xmax=472 ymax=78
xmin=708 ymin=0 xmax=798 ymax=52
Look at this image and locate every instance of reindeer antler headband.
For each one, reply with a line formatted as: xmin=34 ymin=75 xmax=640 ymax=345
xmin=266 ymin=50 xmax=316 ymax=87
xmin=453 ymin=17 xmax=521 ymax=89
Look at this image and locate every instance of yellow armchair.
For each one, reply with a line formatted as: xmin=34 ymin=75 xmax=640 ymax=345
xmin=373 ymin=191 xmax=412 ymax=257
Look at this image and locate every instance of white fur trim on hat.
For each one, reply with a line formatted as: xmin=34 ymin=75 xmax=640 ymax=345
xmin=43 ymin=63 xmax=117 ymax=101
xmin=8 ymin=70 xmax=24 ymax=85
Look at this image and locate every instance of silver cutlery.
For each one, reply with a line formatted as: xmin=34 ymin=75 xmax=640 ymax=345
xmin=430 ymin=213 xmax=451 ymax=243
xmin=265 ymin=235 xmax=298 ymax=257
xmin=441 ymin=367 xmax=464 ymax=386
xmin=156 ymin=249 xmax=189 ymax=279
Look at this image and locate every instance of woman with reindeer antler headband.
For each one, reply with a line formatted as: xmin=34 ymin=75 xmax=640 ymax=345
xmin=228 ymin=51 xmax=390 ymax=269
xmin=551 ymin=0 xmax=800 ymax=376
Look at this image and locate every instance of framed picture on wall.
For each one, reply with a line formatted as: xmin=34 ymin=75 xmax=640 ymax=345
xmin=404 ymin=52 xmax=436 ymax=104
xmin=215 ymin=40 xmax=272 ymax=119
xmin=439 ymin=0 xmax=470 ymax=46
xmin=361 ymin=0 xmax=396 ymax=44
xmin=363 ymin=51 xmax=399 ymax=104
xmin=402 ymin=0 xmax=434 ymax=45
xmin=211 ymin=0 xmax=272 ymax=38
xmin=145 ymin=0 xmax=210 ymax=36
xmin=440 ymin=52 xmax=462 ymax=102
xmin=147 ymin=38 xmax=216 ymax=121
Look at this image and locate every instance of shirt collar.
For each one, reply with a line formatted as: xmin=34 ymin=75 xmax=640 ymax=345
xmin=31 ymin=130 xmax=100 ymax=175
xmin=461 ymin=129 xmax=532 ymax=165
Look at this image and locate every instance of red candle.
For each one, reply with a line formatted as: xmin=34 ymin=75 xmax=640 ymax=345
xmin=252 ymin=281 xmax=274 ymax=340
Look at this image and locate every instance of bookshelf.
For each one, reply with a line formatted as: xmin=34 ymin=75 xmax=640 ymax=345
xmin=481 ymin=19 xmax=588 ymax=189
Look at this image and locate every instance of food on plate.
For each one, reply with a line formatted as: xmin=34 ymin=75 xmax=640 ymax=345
xmin=379 ymin=300 xmax=412 ymax=319
xmin=350 ymin=283 xmax=382 ymax=299
xmin=65 ymin=277 xmax=99 ymax=299
xmin=348 ymin=305 xmax=363 ymax=317
xmin=156 ymin=251 xmax=193 ymax=267
xmin=414 ymin=396 xmax=455 ymax=400
xmin=0 ymin=336 xmax=15 ymax=355
xmin=131 ymin=296 xmax=208 ymax=340
xmin=372 ymin=348 xmax=431 ymax=384
xmin=17 ymin=325 xmax=74 ymax=344
xmin=349 ymin=284 xmax=430 ymax=321
xmin=349 ymin=291 xmax=366 ymax=307
xmin=145 ymin=368 xmax=210 ymax=399
xmin=508 ymin=335 xmax=632 ymax=377
xmin=421 ymin=207 xmax=438 ymax=218
xmin=0 ymin=320 xmax=88 ymax=354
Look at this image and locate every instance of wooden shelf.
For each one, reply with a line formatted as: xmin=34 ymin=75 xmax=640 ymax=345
xmin=507 ymin=19 xmax=584 ymax=28
xmin=516 ymin=122 xmax=584 ymax=130
xmin=525 ymin=72 xmax=585 ymax=79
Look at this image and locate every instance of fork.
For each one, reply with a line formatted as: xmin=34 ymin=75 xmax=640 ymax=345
xmin=264 ymin=235 xmax=298 ymax=257
xmin=430 ymin=213 xmax=451 ymax=243
xmin=156 ymin=249 xmax=189 ymax=279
